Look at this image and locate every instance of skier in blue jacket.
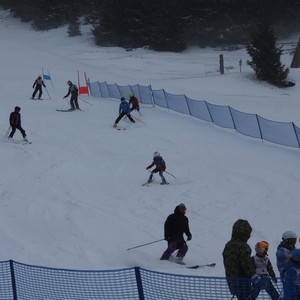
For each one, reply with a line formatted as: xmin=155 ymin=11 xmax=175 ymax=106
xmin=113 ymin=97 xmax=135 ymax=127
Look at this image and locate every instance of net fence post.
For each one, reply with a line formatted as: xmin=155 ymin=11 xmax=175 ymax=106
xmin=9 ymin=260 xmax=18 ymax=300
xmin=134 ymin=267 xmax=145 ymax=300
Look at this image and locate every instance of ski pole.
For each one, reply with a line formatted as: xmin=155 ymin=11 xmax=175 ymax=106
xmin=132 ymin=115 xmax=146 ymax=125
xmin=165 ymin=171 xmax=176 ymax=179
xmin=127 ymin=238 xmax=164 ymax=250
xmin=45 ymin=86 xmax=51 ymax=100
xmin=78 ymin=96 xmax=93 ymax=106
xmin=3 ymin=126 xmax=11 ymax=139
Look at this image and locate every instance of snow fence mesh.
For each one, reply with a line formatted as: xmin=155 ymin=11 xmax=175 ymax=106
xmin=88 ymin=80 xmax=300 ymax=149
xmin=0 ymin=260 xmax=284 ymax=300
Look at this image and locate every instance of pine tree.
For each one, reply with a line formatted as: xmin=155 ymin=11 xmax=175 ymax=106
xmin=246 ymin=22 xmax=294 ymax=87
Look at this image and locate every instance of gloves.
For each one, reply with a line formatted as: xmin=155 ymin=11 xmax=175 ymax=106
xmin=251 ymin=274 xmax=261 ymax=286
xmin=187 ymin=235 xmax=192 ymax=241
xmin=146 ymin=166 xmax=150 ymax=170
xmin=63 ymin=96 xmax=66 ymax=99
xmin=32 ymin=86 xmax=34 ymax=88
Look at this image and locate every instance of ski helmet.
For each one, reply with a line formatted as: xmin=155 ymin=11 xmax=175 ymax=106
xmin=38 ymin=75 xmax=42 ymax=79
xmin=15 ymin=106 xmax=21 ymax=112
xmin=128 ymin=92 xmax=134 ymax=97
xmin=120 ymin=97 xmax=125 ymax=101
xmin=67 ymin=80 xmax=72 ymax=86
xmin=292 ymin=249 xmax=300 ymax=262
xmin=282 ymin=231 xmax=297 ymax=241
xmin=255 ymin=241 xmax=269 ymax=255
xmin=153 ymin=151 xmax=160 ymax=157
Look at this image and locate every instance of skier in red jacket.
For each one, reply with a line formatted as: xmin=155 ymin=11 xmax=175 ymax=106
xmin=146 ymin=151 xmax=168 ymax=185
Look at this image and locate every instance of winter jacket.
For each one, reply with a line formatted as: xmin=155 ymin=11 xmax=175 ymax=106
xmin=33 ymin=77 xmax=46 ymax=88
xmin=64 ymin=83 xmax=78 ymax=98
xmin=9 ymin=111 xmax=21 ymax=127
xmin=284 ymin=262 xmax=300 ymax=300
xmin=129 ymin=96 xmax=139 ymax=107
xmin=119 ymin=101 xmax=130 ymax=114
xmin=276 ymin=241 xmax=296 ymax=278
xmin=147 ymin=156 xmax=166 ymax=171
xmin=164 ymin=205 xmax=192 ymax=244
xmin=252 ymin=254 xmax=276 ymax=278
xmin=223 ymin=219 xmax=256 ymax=295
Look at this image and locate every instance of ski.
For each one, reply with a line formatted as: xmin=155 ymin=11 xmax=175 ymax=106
xmin=56 ymin=109 xmax=75 ymax=112
xmin=186 ymin=263 xmax=216 ymax=269
xmin=30 ymin=98 xmax=43 ymax=100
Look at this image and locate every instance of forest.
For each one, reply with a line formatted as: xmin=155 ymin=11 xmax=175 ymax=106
xmin=1 ymin=0 xmax=300 ymax=51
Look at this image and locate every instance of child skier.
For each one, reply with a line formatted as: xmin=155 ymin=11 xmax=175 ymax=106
xmin=251 ymin=241 xmax=280 ymax=300
xmin=128 ymin=92 xmax=140 ymax=114
xmin=113 ymin=97 xmax=135 ymax=127
xmin=146 ymin=151 xmax=168 ymax=185
xmin=31 ymin=75 xmax=46 ymax=100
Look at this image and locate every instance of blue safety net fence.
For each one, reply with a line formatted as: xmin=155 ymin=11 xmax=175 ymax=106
xmin=0 ymin=260 xmax=284 ymax=300
xmin=88 ymin=80 xmax=300 ymax=149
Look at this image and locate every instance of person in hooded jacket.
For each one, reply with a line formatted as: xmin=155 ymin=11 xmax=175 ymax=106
xmin=31 ymin=75 xmax=46 ymax=99
xmin=223 ymin=219 xmax=260 ymax=300
xmin=160 ymin=203 xmax=192 ymax=264
xmin=8 ymin=106 xmax=27 ymax=141
xmin=63 ymin=80 xmax=80 ymax=110
xmin=146 ymin=151 xmax=167 ymax=184
xmin=113 ymin=97 xmax=135 ymax=127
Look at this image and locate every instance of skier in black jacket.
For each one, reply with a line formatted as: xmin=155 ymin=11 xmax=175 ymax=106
xmin=8 ymin=106 xmax=27 ymax=141
xmin=31 ymin=75 xmax=46 ymax=99
xmin=160 ymin=203 xmax=192 ymax=264
xmin=63 ymin=80 xmax=80 ymax=110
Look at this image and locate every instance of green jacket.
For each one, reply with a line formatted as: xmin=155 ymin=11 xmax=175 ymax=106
xmin=222 ymin=219 xmax=256 ymax=294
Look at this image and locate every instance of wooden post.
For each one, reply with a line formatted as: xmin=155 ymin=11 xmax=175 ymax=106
xmin=219 ymin=54 xmax=224 ymax=74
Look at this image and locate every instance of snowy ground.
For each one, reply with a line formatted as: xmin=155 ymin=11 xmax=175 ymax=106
xmin=0 ymin=10 xmax=300 ymax=277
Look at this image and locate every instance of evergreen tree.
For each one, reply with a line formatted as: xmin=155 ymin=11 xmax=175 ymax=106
xmin=246 ymin=22 xmax=293 ymax=87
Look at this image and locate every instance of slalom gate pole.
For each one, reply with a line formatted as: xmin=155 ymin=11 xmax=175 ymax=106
xmin=127 ymin=239 xmax=164 ymax=251
xmin=78 ymin=96 xmax=93 ymax=106
xmin=3 ymin=126 xmax=11 ymax=139
xmin=45 ymin=86 xmax=51 ymax=100
xmin=132 ymin=115 xmax=146 ymax=125
xmin=165 ymin=171 xmax=176 ymax=179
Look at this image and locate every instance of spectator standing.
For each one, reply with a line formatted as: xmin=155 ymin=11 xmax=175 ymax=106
xmin=251 ymin=241 xmax=280 ymax=300
xmin=223 ymin=219 xmax=260 ymax=300
xmin=276 ymin=231 xmax=297 ymax=280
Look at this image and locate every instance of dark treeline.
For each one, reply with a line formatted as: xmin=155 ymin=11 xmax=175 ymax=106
xmin=1 ymin=0 xmax=300 ymax=51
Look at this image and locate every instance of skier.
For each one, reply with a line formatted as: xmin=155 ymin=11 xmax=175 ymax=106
xmin=160 ymin=203 xmax=192 ymax=264
xmin=223 ymin=219 xmax=260 ymax=300
xmin=63 ymin=80 xmax=80 ymax=110
xmin=276 ymin=231 xmax=297 ymax=280
xmin=251 ymin=241 xmax=280 ymax=300
xmin=146 ymin=151 xmax=167 ymax=184
xmin=31 ymin=75 xmax=46 ymax=99
xmin=283 ymin=249 xmax=300 ymax=300
xmin=8 ymin=106 xmax=28 ymax=141
xmin=128 ymin=92 xmax=140 ymax=113
xmin=113 ymin=97 xmax=135 ymax=127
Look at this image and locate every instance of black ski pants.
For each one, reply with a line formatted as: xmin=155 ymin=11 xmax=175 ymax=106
xmin=9 ymin=126 xmax=26 ymax=138
xmin=114 ymin=112 xmax=135 ymax=124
